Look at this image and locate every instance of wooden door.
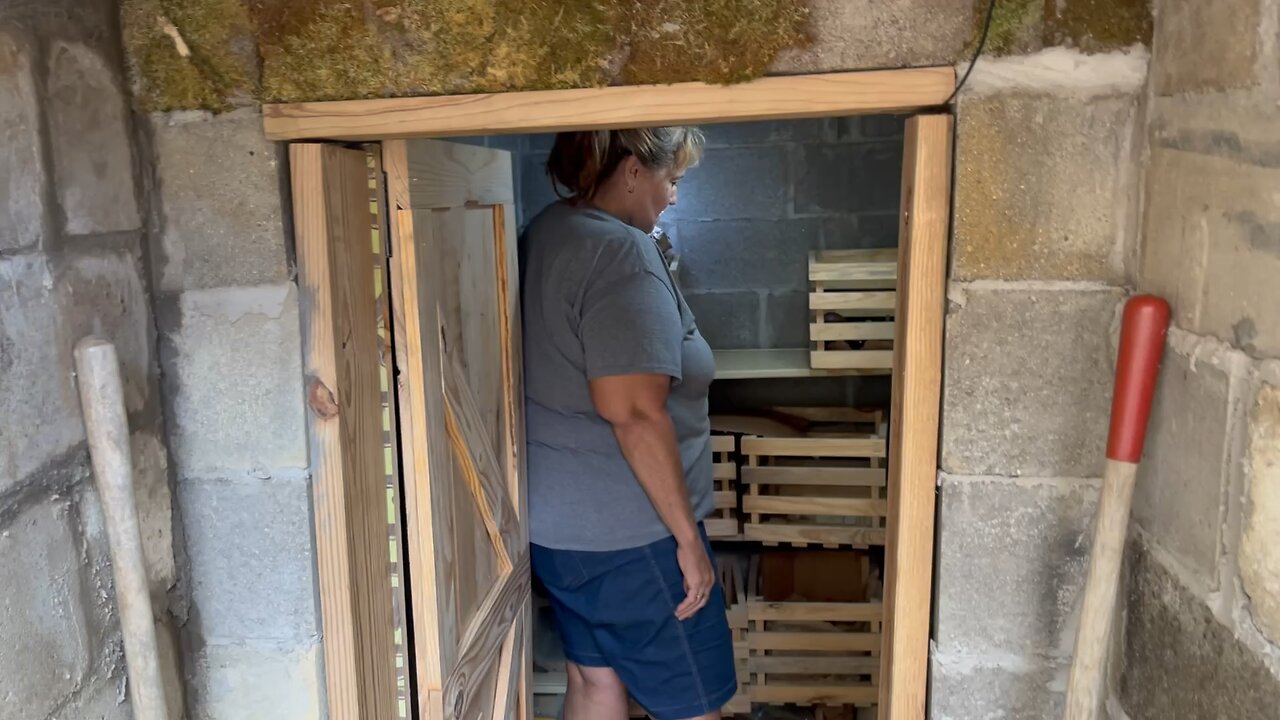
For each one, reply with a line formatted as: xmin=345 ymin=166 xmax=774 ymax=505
xmin=383 ymin=139 xmax=529 ymax=720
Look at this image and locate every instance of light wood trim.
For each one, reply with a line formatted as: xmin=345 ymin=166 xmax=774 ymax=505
xmin=714 ymin=348 xmax=890 ymax=379
xmin=744 ymin=524 xmax=886 ymax=546
xmin=749 ymin=656 xmax=880 ymax=675
xmin=880 ymin=114 xmax=951 ymax=719
xmin=703 ymin=518 xmax=740 ymax=537
xmin=749 ymin=632 xmax=880 ymax=653
xmin=291 ymin=144 xmax=398 ymax=720
xmin=810 ymin=349 xmax=896 ymax=370
xmin=748 ymin=602 xmax=883 ymax=622
xmin=263 ymin=68 xmax=956 ymax=141
xmin=809 ymin=321 xmax=896 ymax=341
xmin=771 ymin=406 xmax=882 ymax=424
xmin=809 ymin=261 xmax=897 ymax=284
xmin=808 ymin=291 xmax=897 ymax=313
xmin=743 ymin=495 xmax=888 ymax=517
xmin=741 ymin=466 xmax=887 ymax=488
xmin=816 ymin=249 xmax=899 ymax=262
xmin=710 ymin=435 xmax=736 ymax=453
xmin=741 ymin=436 xmax=886 ymax=459
xmin=751 ymin=685 xmax=880 ymax=706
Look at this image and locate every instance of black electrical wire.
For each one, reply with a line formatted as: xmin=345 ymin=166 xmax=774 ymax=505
xmin=945 ymin=0 xmax=999 ymax=105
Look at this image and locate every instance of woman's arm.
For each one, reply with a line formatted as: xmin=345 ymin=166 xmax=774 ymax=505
xmin=590 ymin=372 xmax=714 ymax=620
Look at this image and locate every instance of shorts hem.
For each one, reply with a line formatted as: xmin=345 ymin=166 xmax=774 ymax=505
xmin=640 ymin=678 xmax=739 ymax=720
xmin=562 ymin=650 xmax=610 ymax=668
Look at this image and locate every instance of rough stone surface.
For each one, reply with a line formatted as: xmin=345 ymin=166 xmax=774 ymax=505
xmin=954 ymin=91 xmax=1136 ymax=282
xmin=1120 ymin=538 xmax=1280 ymax=720
xmin=771 ymin=0 xmax=971 ymax=72
xmin=179 ymin=475 xmax=319 ymax=642
xmin=1132 ymin=353 xmax=1231 ymax=585
xmin=0 ymin=32 xmax=45 ymax=252
xmin=931 ymin=658 xmax=1067 ymax=720
xmin=795 ymin=143 xmax=902 ymax=215
xmin=1151 ymin=0 xmax=1263 ymax=95
xmin=683 ymin=291 xmax=760 ymax=350
xmin=941 ymin=288 xmax=1122 ymax=477
xmin=1240 ymin=383 xmax=1280 ymax=644
xmin=0 ymin=502 xmax=91 ymax=719
xmin=1139 ymin=145 xmax=1280 ymax=358
xmin=152 ymin=113 xmax=288 ymax=292
xmin=677 ymin=219 xmax=817 ymax=293
xmin=0 ymin=254 xmax=81 ymax=491
xmin=679 ymin=146 xmax=790 ymax=220
xmin=935 ymin=478 xmax=1096 ymax=658
xmin=56 ymin=675 xmax=130 ymax=720
xmin=163 ymin=284 xmax=307 ymax=474
xmin=189 ymin=642 xmax=324 ymax=720
xmin=45 ymin=41 xmax=139 ymax=235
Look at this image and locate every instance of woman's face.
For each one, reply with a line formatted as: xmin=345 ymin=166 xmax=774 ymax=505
xmin=620 ymin=157 xmax=684 ymax=234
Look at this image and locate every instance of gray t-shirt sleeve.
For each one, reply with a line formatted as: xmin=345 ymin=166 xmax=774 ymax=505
xmin=580 ymin=269 xmax=683 ymax=381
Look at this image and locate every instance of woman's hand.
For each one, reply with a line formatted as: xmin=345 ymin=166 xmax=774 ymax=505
xmin=673 ymin=536 xmax=715 ymax=621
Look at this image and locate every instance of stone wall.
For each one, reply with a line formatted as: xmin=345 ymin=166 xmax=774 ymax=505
xmin=0 ymin=0 xmax=182 ymax=717
xmin=1117 ymin=0 xmax=1280 ymax=717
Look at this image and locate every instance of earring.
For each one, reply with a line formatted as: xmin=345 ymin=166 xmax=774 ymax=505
xmin=627 ymin=185 xmax=635 ymax=194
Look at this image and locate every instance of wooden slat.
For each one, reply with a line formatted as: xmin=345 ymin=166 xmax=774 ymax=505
xmin=713 ymin=491 xmax=737 ymax=509
xmin=445 ymin=551 xmax=531 ymax=720
xmin=751 ymin=684 xmax=880 ymax=706
xmin=750 ymin=631 xmax=880 ymax=653
xmin=809 ymin=321 xmax=896 ymax=341
xmin=710 ymin=434 xmax=736 ymax=453
xmin=713 ymin=463 xmax=737 ymax=480
xmin=749 ymin=602 xmax=883 ymax=622
xmin=704 ymin=517 xmax=739 ymax=538
xmin=744 ymin=495 xmax=888 ymax=517
xmin=815 ymin=249 xmax=899 ymax=263
xmin=741 ymin=436 xmax=886 ymax=459
xmin=750 ymin=656 xmax=881 ymax=675
xmin=771 ymin=406 xmax=881 ymax=424
xmin=810 ymin=349 xmax=896 ymax=370
xmin=714 ymin=348 xmax=890 ymax=379
xmin=263 ymin=68 xmax=956 ymax=141
xmin=745 ymin=523 xmax=886 ymax=546
xmin=292 ymin=143 xmax=398 ymax=720
xmin=406 ymin=140 xmax=514 ymax=208
xmin=880 ymin=114 xmax=951 ymax=719
xmin=741 ymin=466 xmax=887 ymax=488
xmin=808 ymin=291 xmax=897 ymax=313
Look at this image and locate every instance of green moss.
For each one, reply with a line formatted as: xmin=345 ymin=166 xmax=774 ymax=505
xmin=972 ymin=0 xmax=1046 ymax=57
xmin=123 ymin=0 xmax=813 ymax=109
xmin=1047 ymin=0 xmax=1152 ymax=52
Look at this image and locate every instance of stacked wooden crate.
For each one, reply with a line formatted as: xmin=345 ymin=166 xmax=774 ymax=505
xmin=808 ymin=249 xmax=897 ymax=372
xmin=718 ymin=553 xmax=754 ymax=715
xmin=747 ymin=599 xmax=881 ymax=708
xmin=706 ymin=433 xmax=741 ymax=538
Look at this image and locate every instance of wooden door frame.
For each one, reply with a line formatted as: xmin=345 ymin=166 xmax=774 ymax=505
xmin=279 ymin=68 xmax=953 ymax=720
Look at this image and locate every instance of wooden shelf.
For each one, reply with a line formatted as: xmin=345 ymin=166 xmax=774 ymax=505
xmin=714 ymin=349 xmax=891 ymax=380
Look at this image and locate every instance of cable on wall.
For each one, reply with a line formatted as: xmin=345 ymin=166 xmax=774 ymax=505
xmin=945 ymin=0 xmax=999 ymax=105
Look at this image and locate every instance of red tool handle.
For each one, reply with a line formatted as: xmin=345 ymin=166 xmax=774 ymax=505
xmin=1105 ymin=295 xmax=1171 ymax=463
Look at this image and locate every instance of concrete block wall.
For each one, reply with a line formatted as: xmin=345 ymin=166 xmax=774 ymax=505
xmin=146 ymin=110 xmax=322 ymax=720
xmin=1116 ymin=0 xmax=1280 ymax=716
xmin=0 ymin=0 xmax=181 ymax=717
xmin=934 ymin=45 xmax=1149 ymax=717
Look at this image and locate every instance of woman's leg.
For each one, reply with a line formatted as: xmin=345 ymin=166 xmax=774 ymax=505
xmin=564 ymin=661 xmax=629 ymax=720
xmin=673 ymin=711 xmax=721 ymax=720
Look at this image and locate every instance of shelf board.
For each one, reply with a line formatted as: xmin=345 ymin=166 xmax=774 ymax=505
xmin=713 ymin=349 xmax=891 ymax=380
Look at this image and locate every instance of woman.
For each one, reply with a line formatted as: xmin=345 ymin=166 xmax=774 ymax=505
xmin=521 ymin=128 xmax=734 ymax=720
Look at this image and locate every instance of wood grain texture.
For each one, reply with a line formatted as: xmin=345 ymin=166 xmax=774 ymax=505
xmin=445 ymin=552 xmax=531 ymax=720
xmin=408 ymin=141 xmax=515 ymax=208
xmin=879 ymin=114 xmax=951 ymax=719
xmin=751 ymin=685 xmax=879 ymax=706
xmin=809 ymin=321 xmax=896 ymax=341
xmin=748 ymin=602 xmax=883 ymax=623
xmin=744 ymin=524 xmax=886 ymax=546
xmin=749 ymin=656 xmax=880 ymax=675
xmin=263 ymin=68 xmax=956 ymax=141
xmin=749 ymin=632 xmax=880 ymax=653
xmin=741 ymin=436 xmax=887 ymax=459
xmin=808 ymin=291 xmax=897 ymax=313
xmin=292 ymin=143 xmax=398 ymax=720
xmin=740 ymin=466 xmax=887 ymax=488
xmin=744 ymin=496 xmax=888 ymax=517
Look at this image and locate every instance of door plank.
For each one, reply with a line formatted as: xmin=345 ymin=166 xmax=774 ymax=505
xmin=445 ymin=552 xmax=532 ymax=720
xmin=879 ymin=114 xmax=951 ymax=719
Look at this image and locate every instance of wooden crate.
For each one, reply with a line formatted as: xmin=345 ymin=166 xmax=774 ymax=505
xmin=705 ymin=433 xmax=741 ymax=538
xmin=747 ymin=599 xmax=882 ymax=708
xmin=741 ymin=436 xmax=889 ymax=548
xmin=808 ymin=249 xmax=897 ymax=371
xmin=719 ymin=552 xmax=755 ymax=715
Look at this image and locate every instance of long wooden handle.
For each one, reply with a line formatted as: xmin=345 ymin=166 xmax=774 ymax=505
xmin=1063 ymin=295 xmax=1170 ymax=720
xmin=75 ymin=337 xmax=170 ymax=720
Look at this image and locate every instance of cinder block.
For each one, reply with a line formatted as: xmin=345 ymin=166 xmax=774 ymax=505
xmin=178 ymin=475 xmax=319 ymax=642
xmin=676 ymin=219 xmax=817 ymax=292
xmin=683 ymin=291 xmax=760 ymax=350
xmin=794 ymin=142 xmax=901 ymax=215
xmin=1152 ymin=0 xmax=1263 ymax=95
xmin=163 ymin=284 xmax=307 ymax=474
xmin=55 ymin=675 xmax=131 ymax=720
xmin=941 ymin=288 xmax=1122 ymax=477
xmin=935 ymin=477 xmax=1097 ymax=658
xmin=0 ymin=501 xmax=92 ymax=720
xmin=1240 ymin=383 xmax=1280 ymax=644
xmin=0 ymin=254 xmax=82 ymax=491
xmin=520 ymin=152 xmax=559 ymax=222
xmin=701 ymin=118 xmax=827 ymax=147
xmin=45 ymin=41 xmax=139 ymax=235
xmin=152 ymin=113 xmax=288 ymax=292
xmin=1139 ymin=146 xmax=1280 ymax=358
xmin=771 ymin=0 xmax=970 ymax=72
xmin=821 ymin=215 xmax=898 ymax=251
xmin=931 ymin=657 xmax=1067 ymax=720
xmin=679 ymin=146 xmax=790 ymax=220
xmin=763 ymin=291 xmax=809 ymax=349
xmin=0 ymin=32 xmax=44 ymax=252
xmin=1132 ymin=353 xmax=1231 ymax=586
xmin=188 ymin=641 xmax=324 ymax=720
xmin=954 ymin=91 xmax=1136 ymax=282
xmin=1121 ymin=538 xmax=1280 ymax=720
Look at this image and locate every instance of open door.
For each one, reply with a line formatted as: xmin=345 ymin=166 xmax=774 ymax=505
xmin=383 ymin=139 xmax=530 ymax=720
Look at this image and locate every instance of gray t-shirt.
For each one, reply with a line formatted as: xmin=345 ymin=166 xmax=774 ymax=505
xmin=520 ymin=201 xmax=716 ymax=551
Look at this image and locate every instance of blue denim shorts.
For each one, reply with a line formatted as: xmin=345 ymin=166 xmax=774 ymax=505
xmin=530 ymin=524 xmax=737 ymax=720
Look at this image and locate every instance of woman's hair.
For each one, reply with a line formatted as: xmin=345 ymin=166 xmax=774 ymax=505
xmin=546 ymin=127 xmax=705 ymax=200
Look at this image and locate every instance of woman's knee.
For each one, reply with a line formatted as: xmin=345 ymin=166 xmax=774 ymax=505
xmin=567 ymin=662 xmax=626 ymax=696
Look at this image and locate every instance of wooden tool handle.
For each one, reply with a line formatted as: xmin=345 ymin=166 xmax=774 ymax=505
xmin=1064 ymin=295 xmax=1170 ymax=720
